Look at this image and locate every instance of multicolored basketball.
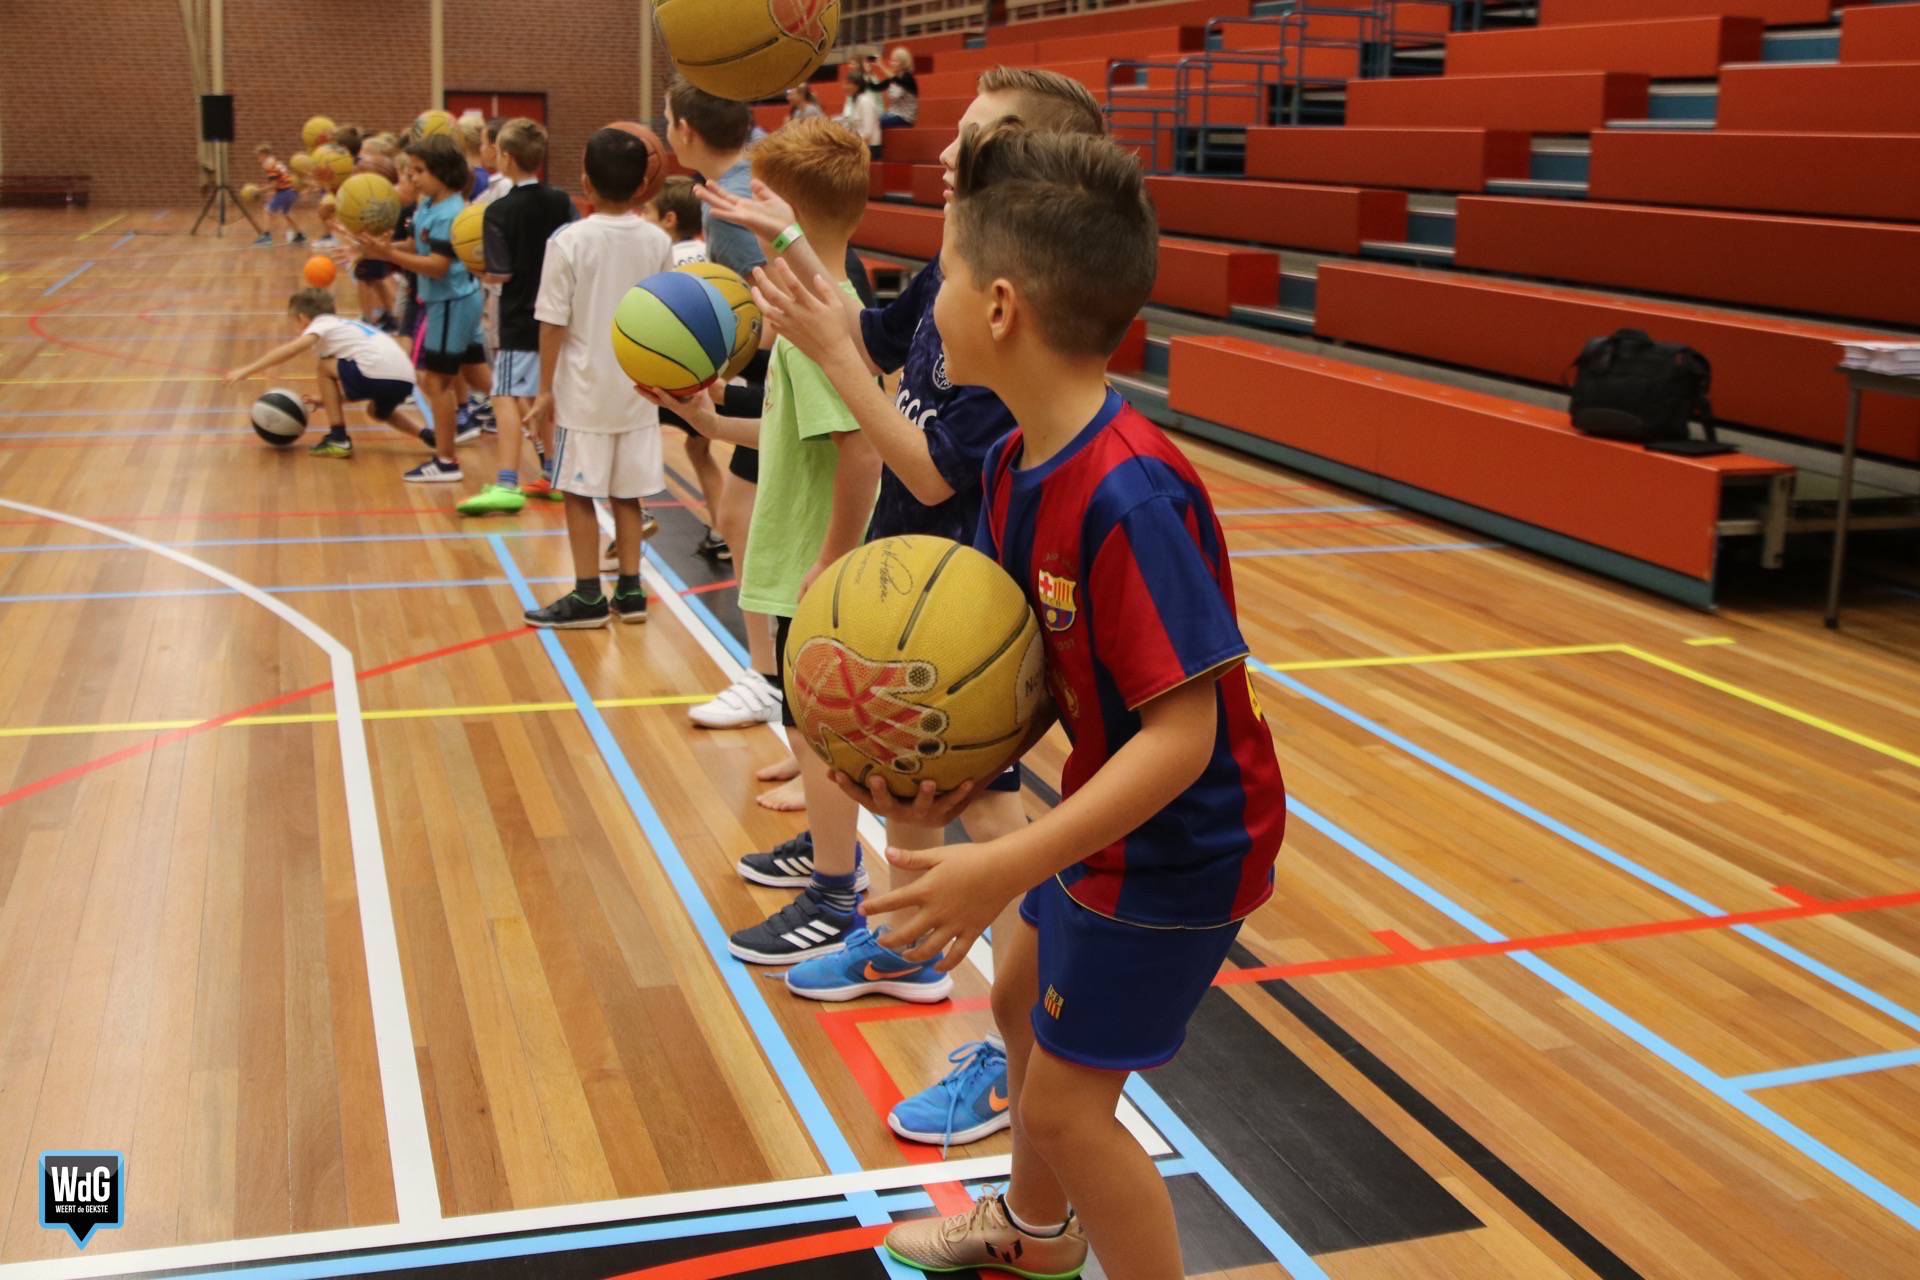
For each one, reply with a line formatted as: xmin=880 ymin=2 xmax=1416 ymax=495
xmin=654 ymin=0 xmax=840 ymax=102
xmin=311 ymin=144 xmax=354 ymax=188
xmin=611 ymin=270 xmax=735 ymax=396
xmin=449 ymin=201 xmax=487 ymax=274
xmin=302 ymin=115 xmax=336 ymax=150
xmin=412 ymin=109 xmax=455 ymax=140
xmin=334 ymin=171 xmax=400 ymax=234
xmin=251 ymin=389 xmax=309 ymax=447
xmin=607 ymin=121 xmax=667 ymax=206
xmin=675 ymin=260 xmax=762 ymax=381
xmin=785 ymin=535 xmax=1047 ymax=800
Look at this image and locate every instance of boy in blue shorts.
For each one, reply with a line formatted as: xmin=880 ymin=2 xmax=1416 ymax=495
xmin=221 ymin=288 xmax=429 ymax=457
xmin=350 ymin=132 xmax=490 ymax=482
xmin=254 ymin=144 xmax=310 ymax=246
xmin=857 ymin=127 xmax=1287 ymax=1279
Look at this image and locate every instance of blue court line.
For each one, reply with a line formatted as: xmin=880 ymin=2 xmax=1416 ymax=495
xmin=40 ymin=260 xmax=94 ymax=296
xmin=0 ymin=427 xmax=253 ymax=439
xmin=1253 ymin=660 xmax=1920 ymax=1038
xmin=1727 ymin=1048 xmax=1920 ymax=1093
xmin=0 ymin=406 xmax=241 ymax=419
xmin=1229 ymin=543 xmax=1500 ymax=559
xmin=0 ymin=331 xmax=265 ymax=345
xmin=489 ymin=537 xmax=914 ymax=1279
xmin=0 ymin=575 xmax=575 ymax=605
xmin=0 ymin=528 xmax=565 ymax=556
xmin=644 ymin=543 xmax=753 ymax=670
xmin=1285 ymin=791 xmax=1920 ymax=1230
xmin=109 ymin=233 xmax=134 ymax=251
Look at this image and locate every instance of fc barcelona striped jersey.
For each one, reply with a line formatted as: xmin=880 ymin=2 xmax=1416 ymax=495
xmin=977 ymin=389 xmax=1285 ymax=928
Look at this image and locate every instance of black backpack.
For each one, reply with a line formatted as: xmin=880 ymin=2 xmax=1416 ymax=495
xmin=1567 ymin=329 xmax=1717 ymax=445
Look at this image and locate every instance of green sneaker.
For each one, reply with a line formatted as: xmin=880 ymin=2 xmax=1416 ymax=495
xmin=456 ymin=483 xmax=527 ymax=516
xmin=308 ymin=438 xmax=352 ymax=459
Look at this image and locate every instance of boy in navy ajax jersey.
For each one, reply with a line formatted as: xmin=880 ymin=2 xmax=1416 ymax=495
xmin=862 ymin=127 xmax=1285 ymax=1279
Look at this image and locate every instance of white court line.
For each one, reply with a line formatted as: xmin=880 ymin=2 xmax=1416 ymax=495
xmin=0 ymin=500 xmax=441 ymax=1226
xmin=628 ymin=515 xmax=1171 ymax=1158
xmin=0 ymin=1155 xmax=1016 ymax=1279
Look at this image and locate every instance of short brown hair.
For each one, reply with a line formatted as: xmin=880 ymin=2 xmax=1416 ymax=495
xmin=255 ymin=143 xmax=274 ymax=156
xmin=404 ymin=132 xmax=470 ymax=193
xmin=288 ymin=287 xmax=336 ymax=319
xmin=975 ymin=67 xmax=1106 ymax=138
xmin=950 ymin=126 xmax=1154 ymax=358
xmin=331 ymin=124 xmax=364 ymax=157
xmin=751 ymin=116 xmax=870 ymax=239
xmin=495 ymin=118 xmax=547 ymax=173
xmin=648 ymin=175 xmax=702 ymax=240
xmin=666 ymin=76 xmax=753 ymax=153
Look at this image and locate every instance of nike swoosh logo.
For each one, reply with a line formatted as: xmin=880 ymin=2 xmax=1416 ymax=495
xmin=864 ymin=962 xmax=920 ymax=981
xmin=988 ymin=1087 xmax=1009 ymax=1113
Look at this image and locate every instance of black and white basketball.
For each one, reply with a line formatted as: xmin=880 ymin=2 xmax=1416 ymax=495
xmin=250 ymin=389 xmax=308 ymax=447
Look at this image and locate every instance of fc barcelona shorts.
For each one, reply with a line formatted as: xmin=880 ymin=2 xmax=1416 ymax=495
xmin=1018 ymin=876 xmax=1241 ymax=1072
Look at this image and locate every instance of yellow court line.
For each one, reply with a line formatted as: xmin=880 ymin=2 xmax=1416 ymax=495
xmin=1617 ymin=646 xmax=1920 ymax=770
xmin=74 ymin=213 xmax=126 ymax=241
xmin=0 ymin=694 xmax=714 ymax=741
xmin=1268 ymin=642 xmax=1627 ymax=674
xmin=1684 ymin=636 xmax=1738 ymax=647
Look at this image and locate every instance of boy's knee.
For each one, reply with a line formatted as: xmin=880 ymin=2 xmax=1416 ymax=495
xmin=990 ymin=980 xmax=1031 ymax=1044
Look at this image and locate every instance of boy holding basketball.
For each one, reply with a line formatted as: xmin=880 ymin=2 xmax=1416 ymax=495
xmin=854 ymin=129 xmax=1286 ymax=1280
xmin=701 ymin=67 xmax=1105 ymax=1147
xmin=351 ymin=133 xmax=488 ymax=482
xmin=254 ymin=144 xmax=310 ymax=246
xmin=458 ymin=117 xmax=575 ymax=516
xmin=520 ymin=126 xmax=673 ymax=628
xmin=641 ymin=118 xmax=882 ymax=965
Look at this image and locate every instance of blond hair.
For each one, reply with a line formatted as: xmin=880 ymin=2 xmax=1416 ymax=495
xmin=751 ymin=116 xmax=871 ymax=239
xmin=455 ymin=110 xmax=485 ymax=157
xmin=495 ymin=118 xmax=547 ymax=173
xmin=975 ymin=67 xmax=1106 ymax=138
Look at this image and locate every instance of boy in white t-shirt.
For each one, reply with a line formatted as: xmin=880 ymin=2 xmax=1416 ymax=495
xmin=222 ymin=287 xmax=430 ymax=457
xmin=522 ymin=126 xmax=673 ymax=629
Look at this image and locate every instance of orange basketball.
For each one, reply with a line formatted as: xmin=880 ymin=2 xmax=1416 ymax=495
xmin=303 ymin=255 xmax=337 ymax=287
xmin=608 ymin=121 xmax=666 ymax=207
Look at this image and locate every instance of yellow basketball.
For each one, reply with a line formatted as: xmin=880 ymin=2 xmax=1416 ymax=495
xmin=239 ymin=182 xmax=262 ymax=204
xmin=676 ymin=260 xmax=763 ymax=381
xmin=413 ymin=109 xmax=455 ymax=140
xmin=302 ymin=115 xmax=336 ymax=150
xmin=334 ymin=171 xmax=400 ymax=234
xmin=785 ymin=535 xmax=1048 ymax=800
xmin=288 ymin=152 xmax=316 ymax=175
xmin=654 ymin=0 xmax=840 ymax=101
xmin=311 ymin=145 xmax=353 ymax=188
xmin=450 ymin=201 xmax=487 ymax=274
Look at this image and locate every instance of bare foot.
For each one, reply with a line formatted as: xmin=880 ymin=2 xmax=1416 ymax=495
xmin=755 ymin=777 xmax=806 ymax=813
xmin=755 ymin=753 xmax=799 ymax=784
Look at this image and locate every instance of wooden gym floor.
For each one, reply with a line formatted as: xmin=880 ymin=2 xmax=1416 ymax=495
xmin=0 ymin=206 xmax=1916 ymax=1280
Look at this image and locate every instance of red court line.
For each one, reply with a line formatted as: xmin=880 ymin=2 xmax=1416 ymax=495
xmin=0 ymin=624 xmax=532 ymax=810
xmin=677 ymin=577 xmax=737 ymax=597
xmin=0 ymin=505 xmax=460 ymax=527
xmin=29 ymin=293 xmax=224 ymax=377
xmin=602 ymin=1222 xmax=893 ymax=1280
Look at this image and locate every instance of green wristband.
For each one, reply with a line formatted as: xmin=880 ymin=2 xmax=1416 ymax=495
xmin=772 ymin=223 xmax=805 ymax=254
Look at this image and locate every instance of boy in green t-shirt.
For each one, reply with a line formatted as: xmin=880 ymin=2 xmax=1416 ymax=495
xmin=644 ymin=118 xmax=881 ymax=964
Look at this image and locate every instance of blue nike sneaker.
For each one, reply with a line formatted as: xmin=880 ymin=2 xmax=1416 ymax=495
xmin=785 ymin=927 xmax=953 ymax=1004
xmin=888 ymin=1040 xmax=1011 ymax=1154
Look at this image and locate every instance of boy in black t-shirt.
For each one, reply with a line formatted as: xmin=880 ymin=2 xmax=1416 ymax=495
xmin=459 ymin=118 xmax=577 ymax=516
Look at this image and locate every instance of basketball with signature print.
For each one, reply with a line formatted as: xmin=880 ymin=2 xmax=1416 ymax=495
xmin=653 ymin=0 xmax=840 ymax=102
xmin=785 ymin=535 xmax=1048 ymax=799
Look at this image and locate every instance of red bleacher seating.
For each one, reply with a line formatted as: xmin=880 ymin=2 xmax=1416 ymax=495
xmin=915 ymin=98 xmax=971 ymax=129
xmin=1144 ymin=175 xmax=1407 ymax=253
xmin=1841 ymin=2 xmax=1920 ymax=61
xmin=918 ymin=58 xmax=1122 ymax=101
xmin=1454 ymin=197 xmax=1920 ymax=327
xmin=1346 ymin=72 xmax=1650 ymax=132
xmin=1588 ymin=131 xmax=1920 ymax=221
xmin=855 ymin=203 xmax=942 ymax=259
xmin=1717 ymin=63 xmax=1920 ymax=132
xmin=1111 ymin=316 xmax=1148 ymax=375
xmin=1313 ymin=262 xmax=1920 ymax=461
xmin=910 ymin=165 xmax=946 ymax=205
xmin=878 ymin=129 xmax=952 ymax=165
xmin=1166 ymin=337 xmax=1793 ymax=582
xmin=1446 ymin=15 xmax=1763 ymax=78
xmin=994 ymin=0 xmax=1252 ymax=45
xmin=1541 ymin=0 xmax=1834 ymax=25
xmin=1244 ymin=126 xmax=1530 ymax=192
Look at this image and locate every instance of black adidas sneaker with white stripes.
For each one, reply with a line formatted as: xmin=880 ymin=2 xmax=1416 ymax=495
xmin=727 ymin=886 xmax=856 ymax=965
xmin=735 ymin=831 xmax=870 ymax=891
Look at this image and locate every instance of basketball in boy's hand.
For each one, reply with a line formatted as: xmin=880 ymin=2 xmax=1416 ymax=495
xmin=289 ymin=152 xmax=316 ymax=175
xmin=611 ymin=270 xmax=735 ymax=396
xmin=239 ymin=182 xmax=262 ymax=205
xmin=449 ymin=202 xmax=487 ymax=274
xmin=653 ymin=0 xmax=840 ymax=101
xmin=334 ymin=171 xmax=400 ymax=234
xmin=607 ymin=121 xmax=667 ymax=206
xmin=303 ymin=255 xmax=336 ymax=287
xmin=412 ymin=109 xmax=454 ymax=140
xmin=675 ymin=260 xmax=762 ymax=380
xmin=311 ymin=144 xmax=353 ymax=188
xmin=302 ymin=115 xmax=335 ymax=150
xmin=785 ymin=535 xmax=1048 ymax=800
xmin=251 ymin=390 xmax=309 ymax=447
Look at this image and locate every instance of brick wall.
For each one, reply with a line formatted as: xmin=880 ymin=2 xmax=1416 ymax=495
xmin=0 ymin=2 xmax=661 ymax=207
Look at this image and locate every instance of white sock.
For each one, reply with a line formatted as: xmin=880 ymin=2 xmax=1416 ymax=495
xmin=1002 ymin=1196 xmax=1068 ymax=1238
xmin=985 ymin=1033 xmax=1005 ymax=1052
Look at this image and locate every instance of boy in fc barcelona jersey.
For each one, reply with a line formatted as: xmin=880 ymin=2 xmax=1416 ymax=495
xmin=856 ymin=126 xmax=1285 ymax=1280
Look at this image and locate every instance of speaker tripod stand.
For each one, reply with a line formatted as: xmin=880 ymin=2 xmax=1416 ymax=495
xmin=191 ymin=141 xmax=264 ymax=238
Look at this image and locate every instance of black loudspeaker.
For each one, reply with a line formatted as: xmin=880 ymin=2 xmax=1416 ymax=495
xmin=200 ymin=94 xmax=234 ymax=143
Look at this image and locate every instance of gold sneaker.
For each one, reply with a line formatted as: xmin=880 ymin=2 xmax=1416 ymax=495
xmin=884 ymin=1192 xmax=1088 ymax=1278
